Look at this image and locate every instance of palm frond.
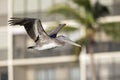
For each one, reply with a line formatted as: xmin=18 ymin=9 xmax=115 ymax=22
xmin=93 ymin=1 xmax=110 ymax=19
xmin=48 ymin=4 xmax=86 ymax=24
xmin=72 ymin=0 xmax=92 ymax=11
xmin=84 ymin=11 xmax=95 ymax=26
xmin=74 ymin=36 xmax=89 ymax=59
xmin=100 ymin=22 xmax=120 ymax=41
xmin=46 ymin=23 xmax=79 ymax=33
xmin=62 ymin=25 xmax=79 ymax=33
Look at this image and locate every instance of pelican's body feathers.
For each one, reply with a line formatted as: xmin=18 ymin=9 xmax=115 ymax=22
xmin=8 ymin=17 xmax=81 ymax=50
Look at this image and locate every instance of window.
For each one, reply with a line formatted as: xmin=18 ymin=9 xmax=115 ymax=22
xmin=69 ymin=67 xmax=80 ymax=80
xmin=36 ymin=68 xmax=55 ymax=80
xmin=0 ymin=29 xmax=8 ymax=60
xmin=13 ymin=34 xmax=27 ymax=59
xmin=1 ymin=72 xmax=8 ymax=80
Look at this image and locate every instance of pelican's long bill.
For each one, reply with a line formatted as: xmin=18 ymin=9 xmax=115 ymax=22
xmin=58 ymin=36 xmax=81 ymax=47
xmin=63 ymin=39 xmax=81 ymax=47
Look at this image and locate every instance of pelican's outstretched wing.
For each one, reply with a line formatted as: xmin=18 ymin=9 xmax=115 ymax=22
xmin=8 ymin=17 xmax=50 ymax=41
xmin=48 ymin=24 xmax=66 ymax=38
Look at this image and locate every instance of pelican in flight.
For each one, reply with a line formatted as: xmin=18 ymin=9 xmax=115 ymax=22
xmin=8 ymin=17 xmax=81 ymax=50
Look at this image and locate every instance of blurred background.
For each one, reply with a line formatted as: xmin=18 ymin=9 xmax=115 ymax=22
xmin=0 ymin=0 xmax=120 ymax=80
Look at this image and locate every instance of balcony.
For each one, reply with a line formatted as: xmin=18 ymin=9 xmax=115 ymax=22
xmin=86 ymin=42 xmax=120 ymax=53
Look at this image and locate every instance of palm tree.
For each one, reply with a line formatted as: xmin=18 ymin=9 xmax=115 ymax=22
xmin=100 ymin=22 xmax=120 ymax=41
xmin=48 ymin=0 xmax=120 ymax=80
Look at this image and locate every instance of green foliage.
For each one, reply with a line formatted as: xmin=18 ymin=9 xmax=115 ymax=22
xmin=72 ymin=0 xmax=91 ymax=11
xmin=74 ymin=37 xmax=88 ymax=60
xmin=62 ymin=25 xmax=79 ymax=33
xmin=93 ymin=1 xmax=109 ymax=19
xmin=48 ymin=0 xmax=119 ymax=55
xmin=46 ymin=23 xmax=79 ymax=33
xmin=48 ymin=4 xmax=85 ymax=24
xmin=48 ymin=1 xmax=109 ymax=29
xmin=100 ymin=22 xmax=120 ymax=41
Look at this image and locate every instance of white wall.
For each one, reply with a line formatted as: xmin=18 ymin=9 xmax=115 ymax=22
xmin=0 ymin=27 xmax=7 ymax=49
xmin=0 ymin=0 xmax=8 ymax=15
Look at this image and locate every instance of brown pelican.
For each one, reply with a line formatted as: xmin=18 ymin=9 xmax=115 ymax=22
xmin=8 ymin=17 xmax=81 ymax=50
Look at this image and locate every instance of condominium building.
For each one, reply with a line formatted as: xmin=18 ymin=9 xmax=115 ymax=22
xmin=0 ymin=0 xmax=120 ymax=80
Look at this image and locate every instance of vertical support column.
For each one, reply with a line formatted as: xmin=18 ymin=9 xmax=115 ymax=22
xmin=8 ymin=0 xmax=13 ymax=80
xmin=79 ymin=46 xmax=87 ymax=80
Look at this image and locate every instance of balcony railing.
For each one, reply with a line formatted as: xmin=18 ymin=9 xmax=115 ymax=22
xmin=86 ymin=42 xmax=120 ymax=53
xmin=13 ymin=44 xmax=74 ymax=59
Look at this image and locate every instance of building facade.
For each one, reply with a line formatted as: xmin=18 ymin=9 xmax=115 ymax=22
xmin=0 ymin=0 xmax=120 ymax=80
